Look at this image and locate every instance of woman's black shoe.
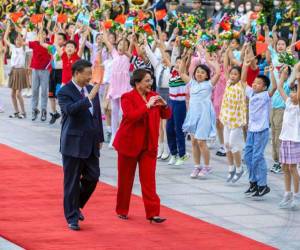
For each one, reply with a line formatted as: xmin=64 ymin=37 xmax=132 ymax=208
xmin=148 ymin=216 xmax=166 ymax=224
xmin=118 ymin=214 xmax=128 ymax=220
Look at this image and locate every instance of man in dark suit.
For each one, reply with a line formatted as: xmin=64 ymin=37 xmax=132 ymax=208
xmin=57 ymin=59 xmax=104 ymax=231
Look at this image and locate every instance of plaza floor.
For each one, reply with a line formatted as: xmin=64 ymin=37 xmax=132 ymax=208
xmin=0 ymin=86 xmax=299 ymax=250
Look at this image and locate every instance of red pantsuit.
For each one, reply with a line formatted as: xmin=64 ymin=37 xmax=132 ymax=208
xmin=113 ymin=89 xmax=171 ymax=219
xmin=116 ymin=151 xmax=160 ymax=218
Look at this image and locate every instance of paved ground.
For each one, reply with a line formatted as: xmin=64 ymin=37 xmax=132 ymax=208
xmin=0 ymin=86 xmax=300 ymax=250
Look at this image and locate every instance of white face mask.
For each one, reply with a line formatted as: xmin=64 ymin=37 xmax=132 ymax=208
xmin=238 ymin=7 xmax=245 ymax=13
xmin=215 ymin=5 xmax=221 ymax=11
xmin=274 ymin=1 xmax=280 ymax=6
xmin=245 ymin=5 xmax=252 ymax=11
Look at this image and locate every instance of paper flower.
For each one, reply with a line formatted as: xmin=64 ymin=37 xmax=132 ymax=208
xmin=278 ymin=52 xmax=297 ymax=66
xmin=205 ymin=18 xmax=213 ymax=30
xmin=256 ymin=13 xmax=266 ymax=25
xmin=206 ymin=41 xmax=221 ymax=53
xmin=219 ymin=31 xmax=233 ymax=41
xmin=244 ymin=33 xmax=256 ymax=44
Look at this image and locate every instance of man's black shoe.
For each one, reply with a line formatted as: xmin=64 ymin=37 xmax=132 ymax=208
xmin=252 ymin=185 xmax=270 ymax=200
xmin=245 ymin=181 xmax=258 ymax=198
xmin=32 ymin=109 xmax=40 ymax=121
xmin=49 ymin=112 xmax=61 ymax=124
xmin=41 ymin=109 xmax=47 ymax=121
xmin=79 ymin=210 xmax=85 ymax=221
xmin=68 ymin=223 xmax=80 ymax=231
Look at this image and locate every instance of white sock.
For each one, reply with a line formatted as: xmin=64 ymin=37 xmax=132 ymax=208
xmin=293 ymin=192 xmax=299 ymax=198
xmin=194 ymin=164 xmax=201 ymax=169
xmin=228 ymin=165 xmax=235 ymax=172
xmin=284 ymin=191 xmax=292 ymax=196
xmin=107 ymin=126 xmax=111 ymax=133
xmin=204 ymin=165 xmax=210 ymax=169
xmin=236 ymin=166 xmax=243 ymax=173
xmin=220 ymin=144 xmax=225 ymax=149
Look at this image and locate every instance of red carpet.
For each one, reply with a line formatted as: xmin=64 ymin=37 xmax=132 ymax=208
xmin=0 ymin=144 xmax=276 ymax=250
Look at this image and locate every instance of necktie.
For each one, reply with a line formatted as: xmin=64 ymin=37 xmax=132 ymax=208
xmin=80 ymin=88 xmax=85 ymax=99
xmin=158 ymin=66 xmax=166 ymax=89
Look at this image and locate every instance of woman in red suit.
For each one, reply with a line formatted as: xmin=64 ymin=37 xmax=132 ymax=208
xmin=113 ymin=68 xmax=171 ymax=223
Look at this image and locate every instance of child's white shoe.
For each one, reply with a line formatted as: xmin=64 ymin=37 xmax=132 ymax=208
xmin=291 ymin=194 xmax=300 ymax=210
xmin=279 ymin=192 xmax=293 ymax=209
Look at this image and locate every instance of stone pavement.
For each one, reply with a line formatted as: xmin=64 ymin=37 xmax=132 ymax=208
xmin=0 ymin=86 xmax=300 ymax=250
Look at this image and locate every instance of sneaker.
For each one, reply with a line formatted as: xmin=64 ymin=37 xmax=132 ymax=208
xmin=108 ymin=138 xmax=114 ymax=149
xmin=232 ymin=168 xmax=244 ymax=183
xmin=49 ymin=112 xmax=61 ymax=124
xmin=105 ymin=131 xmax=112 ymax=143
xmin=245 ymin=182 xmax=258 ymax=198
xmin=226 ymin=169 xmax=236 ymax=182
xmin=198 ymin=167 xmax=213 ymax=178
xmin=32 ymin=109 xmax=40 ymax=121
xmin=9 ymin=112 xmax=20 ymax=118
xmin=279 ymin=192 xmax=293 ymax=209
xmin=252 ymin=185 xmax=271 ymax=200
xmin=161 ymin=151 xmax=170 ymax=161
xmin=216 ymin=147 xmax=226 ymax=157
xmin=174 ymin=154 xmax=190 ymax=166
xmin=270 ymin=162 xmax=280 ymax=173
xmin=290 ymin=195 xmax=300 ymax=210
xmin=168 ymin=155 xmax=177 ymax=165
xmin=190 ymin=166 xmax=202 ymax=178
xmin=274 ymin=164 xmax=282 ymax=174
xmin=18 ymin=112 xmax=26 ymax=119
xmin=26 ymin=88 xmax=32 ymax=97
xmin=41 ymin=109 xmax=47 ymax=121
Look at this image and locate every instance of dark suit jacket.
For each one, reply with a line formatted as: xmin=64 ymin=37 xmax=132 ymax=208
xmin=113 ymin=89 xmax=171 ymax=158
xmin=58 ymin=81 xmax=104 ymax=158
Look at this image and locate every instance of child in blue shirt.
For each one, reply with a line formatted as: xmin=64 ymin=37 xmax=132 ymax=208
xmin=241 ymin=53 xmax=277 ymax=199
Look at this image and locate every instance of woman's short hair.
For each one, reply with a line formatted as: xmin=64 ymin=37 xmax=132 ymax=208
xmin=130 ymin=69 xmax=151 ymax=87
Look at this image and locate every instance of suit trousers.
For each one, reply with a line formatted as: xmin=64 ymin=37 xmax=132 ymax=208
xmin=62 ymin=153 xmax=100 ymax=223
xmin=116 ymin=151 xmax=160 ymax=219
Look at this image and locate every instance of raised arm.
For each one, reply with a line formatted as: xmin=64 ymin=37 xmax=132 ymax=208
xmin=271 ymin=25 xmax=278 ymax=48
xmin=268 ymin=66 xmax=277 ymax=97
xmin=276 ymin=66 xmax=289 ymax=102
xmin=101 ymin=24 xmax=114 ymax=53
xmin=144 ymin=35 xmax=160 ymax=70
xmin=179 ymin=52 xmax=191 ymax=83
xmin=170 ymin=36 xmax=180 ymax=65
xmin=224 ymin=48 xmax=230 ymax=80
xmin=3 ymin=21 xmax=12 ymax=47
xmin=206 ymin=53 xmax=221 ymax=86
xmin=241 ymin=45 xmax=252 ymax=88
xmin=290 ymin=24 xmax=298 ymax=53
xmin=77 ymin=29 xmax=89 ymax=58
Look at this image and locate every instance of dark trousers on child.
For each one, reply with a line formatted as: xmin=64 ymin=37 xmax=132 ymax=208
xmin=166 ymin=99 xmax=186 ymax=157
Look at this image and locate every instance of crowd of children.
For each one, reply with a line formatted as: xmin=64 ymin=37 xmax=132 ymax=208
xmin=0 ymin=0 xmax=299 ymax=207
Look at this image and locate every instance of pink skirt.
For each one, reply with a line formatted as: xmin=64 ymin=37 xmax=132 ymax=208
xmin=280 ymin=140 xmax=300 ymax=164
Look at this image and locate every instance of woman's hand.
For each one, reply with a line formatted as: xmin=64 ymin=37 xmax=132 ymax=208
xmin=146 ymin=96 xmax=158 ymax=109
xmin=155 ymin=96 xmax=167 ymax=107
